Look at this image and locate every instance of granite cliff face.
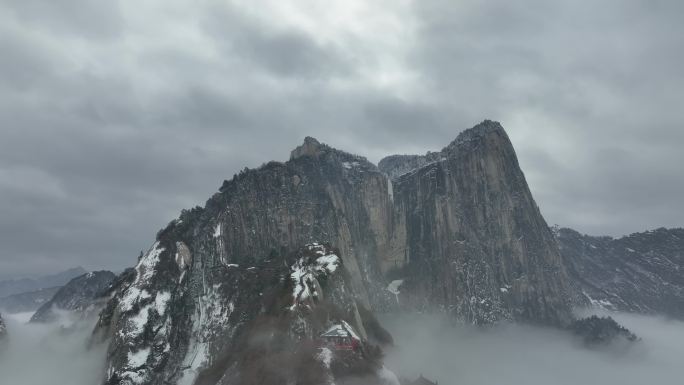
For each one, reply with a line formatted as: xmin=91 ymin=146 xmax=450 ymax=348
xmin=379 ymin=121 xmax=572 ymax=324
xmin=0 ymin=313 xmax=6 ymax=341
xmin=556 ymin=227 xmax=684 ymax=319
xmin=30 ymin=271 xmax=116 ymax=323
xmin=93 ymin=120 xmax=574 ymax=385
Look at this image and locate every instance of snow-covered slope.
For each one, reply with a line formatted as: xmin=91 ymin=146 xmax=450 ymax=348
xmin=95 ymin=243 xmax=394 ymax=385
xmin=30 ymin=271 xmax=116 ymax=323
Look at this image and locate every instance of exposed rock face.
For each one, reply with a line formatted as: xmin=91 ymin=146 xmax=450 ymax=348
xmin=95 ymin=243 xmax=393 ymax=385
xmin=94 ymin=120 xmax=574 ymax=385
xmin=377 ymin=153 xmax=442 ymax=181
xmin=556 ymin=227 xmax=684 ymax=319
xmin=30 ymin=271 xmax=116 ymax=323
xmin=381 ymin=120 xmax=572 ymax=324
xmin=0 ymin=286 xmax=60 ymax=314
xmin=0 ymin=313 xmax=6 ymax=341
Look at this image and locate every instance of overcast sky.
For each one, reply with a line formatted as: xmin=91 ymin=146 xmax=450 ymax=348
xmin=1 ymin=0 xmax=682 ymax=279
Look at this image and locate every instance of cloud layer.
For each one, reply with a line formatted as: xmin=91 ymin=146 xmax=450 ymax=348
xmin=1 ymin=0 xmax=683 ymax=277
xmin=0 ymin=312 xmax=107 ymax=385
xmin=382 ymin=312 xmax=684 ymax=385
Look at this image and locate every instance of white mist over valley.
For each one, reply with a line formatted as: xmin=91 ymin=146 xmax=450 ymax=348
xmin=2 ymin=310 xmax=684 ymax=385
xmin=0 ymin=313 xmax=107 ymax=385
xmin=381 ymin=311 xmax=684 ymax=385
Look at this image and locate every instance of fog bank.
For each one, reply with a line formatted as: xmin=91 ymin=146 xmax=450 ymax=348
xmin=0 ymin=312 xmax=107 ymax=385
xmin=381 ymin=312 xmax=684 ymax=385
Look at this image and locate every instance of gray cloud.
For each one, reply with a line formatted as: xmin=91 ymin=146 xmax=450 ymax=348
xmin=0 ymin=0 xmax=682 ymax=278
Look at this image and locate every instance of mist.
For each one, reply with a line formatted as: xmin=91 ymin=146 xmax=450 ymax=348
xmin=0 ymin=312 xmax=107 ymax=385
xmin=381 ymin=312 xmax=684 ymax=385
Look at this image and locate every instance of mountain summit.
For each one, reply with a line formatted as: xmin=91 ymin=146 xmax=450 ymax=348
xmin=94 ymin=120 xmax=573 ymax=385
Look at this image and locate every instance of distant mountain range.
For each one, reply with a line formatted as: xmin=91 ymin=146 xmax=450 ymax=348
xmin=0 ymin=286 xmax=60 ymax=314
xmin=557 ymin=227 xmax=684 ymax=319
xmin=0 ymin=267 xmax=86 ymax=298
xmin=30 ymin=271 xmax=116 ymax=323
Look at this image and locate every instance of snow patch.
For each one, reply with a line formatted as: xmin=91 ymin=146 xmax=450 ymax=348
xmin=135 ymin=242 xmax=164 ymax=284
xmin=387 ymin=279 xmax=404 ymax=303
xmin=317 ymin=347 xmax=333 ymax=368
xmin=377 ymin=366 xmax=401 ymax=385
xmin=155 ymin=292 xmax=171 ymax=315
xmin=127 ymin=348 xmax=150 ymax=368
xmin=289 ymin=244 xmax=340 ymax=310
xmin=127 ymin=305 xmax=151 ymax=337
xmin=387 ymin=280 xmax=404 ymax=295
xmin=583 ymin=291 xmax=616 ymax=310
xmin=316 ymin=254 xmax=340 ymax=273
xmin=120 ymin=288 xmax=151 ymax=312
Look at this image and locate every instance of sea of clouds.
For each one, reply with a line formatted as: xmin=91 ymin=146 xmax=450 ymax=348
xmin=381 ymin=311 xmax=684 ymax=385
xmin=0 ymin=312 xmax=107 ymax=385
xmin=1 ymin=310 xmax=683 ymax=385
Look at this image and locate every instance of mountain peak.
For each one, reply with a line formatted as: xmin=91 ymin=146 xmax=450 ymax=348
xmin=379 ymin=120 xmax=512 ymax=180
xmin=290 ymin=136 xmax=327 ymax=160
xmin=446 ymin=119 xmax=508 ymax=150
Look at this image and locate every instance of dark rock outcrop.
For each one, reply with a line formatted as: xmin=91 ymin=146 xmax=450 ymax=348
xmin=569 ymin=315 xmax=638 ymax=345
xmin=556 ymin=227 xmax=684 ymax=319
xmin=0 ymin=286 xmax=60 ymax=314
xmin=0 ymin=313 xmax=6 ymax=341
xmin=93 ymin=120 xmax=574 ymax=385
xmin=30 ymin=271 xmax=116 ymax=323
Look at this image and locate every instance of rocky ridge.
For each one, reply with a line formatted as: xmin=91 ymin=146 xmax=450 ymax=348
xmin=0 ymin=267 xmax=86 ymax=298
xmin=0 ymin=286 xmax=60 ymax=314
xmin=95 ymin=243 xmax=394 ymax=385
xmin=556 ymin=227 xmax=684 ymax=319
xmin=30 ymin=271 xmax=116 ymax=323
